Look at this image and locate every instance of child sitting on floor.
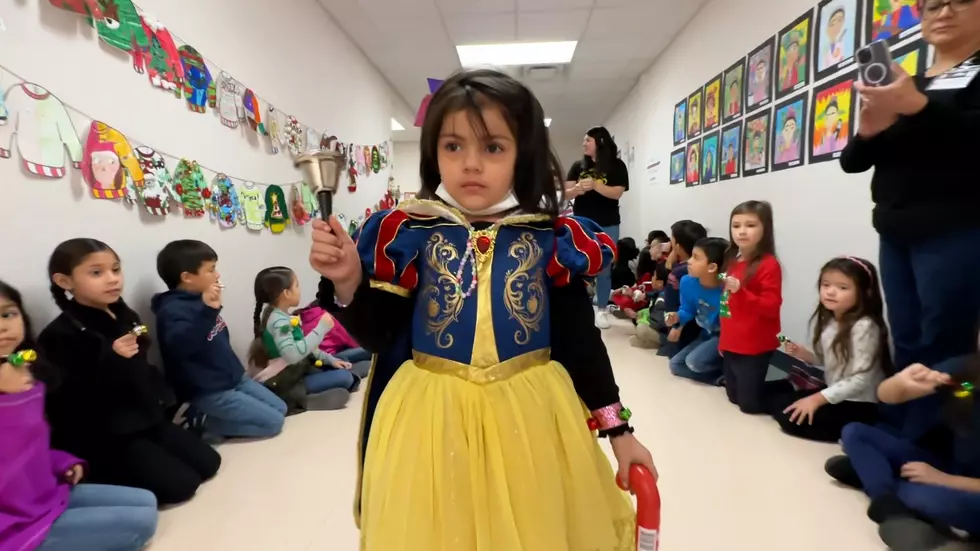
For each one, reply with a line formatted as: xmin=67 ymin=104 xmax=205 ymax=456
xmin=660 ymin=220 xmax=708 ymax=357
xmin=297 ymin=303 xmax=372 ymax=365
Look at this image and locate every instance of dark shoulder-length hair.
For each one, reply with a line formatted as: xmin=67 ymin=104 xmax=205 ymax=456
xmin=418 ymin=68 xmax=562 ymax=217
xmin=581 ymin=126 xmax=619 ymax=177
xmin=0 ymin=279 xmax=62 ymax=390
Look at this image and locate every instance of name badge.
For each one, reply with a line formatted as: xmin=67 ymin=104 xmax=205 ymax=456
xmin=926 ymin=61 xmax=980 ymax=91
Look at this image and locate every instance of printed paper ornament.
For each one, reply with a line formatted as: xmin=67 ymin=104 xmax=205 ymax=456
xmin=284 ymin=116 xmax=303 ymax=157
xmin=267 ymin=105 xmax=282 ymax=154
xmin=173 ymin=159 xmax=207 ymax=217
xmin=290 ymin=184 xmax=310 ymax=226
xmin=371 ymin=145 xmax=381 ymax=173
xmin=178 ymin=46 xmax=212 ymax=113
xmin=0 ymin=83 xmax=83 ymax=178
xmin=133 ymin=16 xmax=184 ymax=95
xmin=48 ymin=0 xmax=103 ymax=19
xmin=242 ymin=90 xmax=265 ymax=135
xmin=264 ymin=185 xmax=290 ymax=233
xmin=134 ymin=146 xmax=177 ymax=216
xmin=208 ymin=174 xmax=243 ymax=228
xmin=238 ymin=181 xmax=266 ymax=231
xmin=208 ymin=72 xmax=245 ymax=128
xmin=81 ymin=121 xmax=144 ymax=200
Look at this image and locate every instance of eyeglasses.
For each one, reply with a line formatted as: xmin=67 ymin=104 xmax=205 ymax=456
xmin=922 ymin=0 xmax=976 ymax=16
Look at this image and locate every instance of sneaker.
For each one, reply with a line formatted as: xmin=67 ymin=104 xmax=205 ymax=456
xmin=824 ymin=455 xmax=863 ymax=489
xmin=307 ymin=388 xmax=351 ymax=410
xmin=595 ymin=308 xmax=611 ymax=329
xmin=878 ymin=517 xmax=951 ymax=551
xmin=868 ymin=494 xmax=915 ymax=524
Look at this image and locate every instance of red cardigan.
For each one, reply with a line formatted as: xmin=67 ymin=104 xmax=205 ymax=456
xmin=719 ymin=254 xmax=782 ymax=355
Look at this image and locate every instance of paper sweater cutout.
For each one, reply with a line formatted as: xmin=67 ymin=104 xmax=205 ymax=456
xmin=290 ymin=184 xmax=311 ymax=226
xmin=264 ymin=185 xmax=290 ymax=233
xmin=238 ymin=182 xmax=265 ymax=231
xmin=134 ymin=146 xmax=176 ymax=215
xmin=208 ymin=72 xmax=244 ymax=128
xmin=49 ymin=0 xmax=103 ymax=18
xmin=346 ymin=144 xmax=357 ymax=192
xmin=178 ymin=46 xmax=212 ymax=113
xmin=242 ymin=90 xmax=266 ymax=135
xmin=305 ymin=127 xmax=319 ymax=153
xmin=285 ymin=116 xmax=303 ymax=156
xmin=371 ymin=145 xmax=380 ymax=173
xmin=88 ymin=0 xmax=148 ymax=56
xmin=207 ymin=174 xmax=243 ymax=228
xmin=173 ymin=159 xmax=207 ymax=217
xmin=267 ymin=105 xmax=282 ymax=154
xmin=133 ymin=17 xmax=184 ymax=94
xmin=301 ymin=181 xmax=318 ymax=218
xmin=0 ymin=77 xmax=7 ymax=126
xmin=81 ymin=121 xmax=144 ymax=199
xmin=0 ymin=83 xmax=83 ymax=178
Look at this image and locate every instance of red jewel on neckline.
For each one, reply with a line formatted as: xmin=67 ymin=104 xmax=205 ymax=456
xmin=475 ymin=235 xmax=492 ymax=255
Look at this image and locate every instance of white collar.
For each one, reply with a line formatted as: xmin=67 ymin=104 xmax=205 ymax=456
xmin=434 ymin=184 xmax=520 ymax=217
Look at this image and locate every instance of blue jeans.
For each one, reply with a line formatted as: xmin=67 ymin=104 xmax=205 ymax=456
xmin=305 ymin=369 xmax=355 ymax=394
xmin=38 ymin=484 xmax=158 ymax=551
xmin=842 ymin=423 xmax=980 ymax=533
xmin=595 ymin=224 xmax=620 ymax=308
xmin=193 ymin=376 xmax=287 ymax=438
xmin=335 ymin=347 xmax=372 ymax=363
xmin=668 ymin=333 xmax=722 ymax=383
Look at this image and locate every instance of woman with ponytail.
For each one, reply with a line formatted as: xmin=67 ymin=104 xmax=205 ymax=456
xmin=37 ymin=238 xmax=220 ymax=506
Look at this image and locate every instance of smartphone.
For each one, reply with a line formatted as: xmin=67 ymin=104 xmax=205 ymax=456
xmin=856 ymin=40 xmax=895 ymax=87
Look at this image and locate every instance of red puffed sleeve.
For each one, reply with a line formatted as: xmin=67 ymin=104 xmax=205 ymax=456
xmin=547 ymin=216 xmax=617 ymax=287
xmin=354 ymin=209 xmax=421 ymax=297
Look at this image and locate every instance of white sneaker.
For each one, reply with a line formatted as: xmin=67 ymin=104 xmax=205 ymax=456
xmin=595 ymin=308 xmax=611 ymax=329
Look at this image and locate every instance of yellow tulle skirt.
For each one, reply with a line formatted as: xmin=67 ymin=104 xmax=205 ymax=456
xmin=358 ymin=359 xmax=635 ymax=551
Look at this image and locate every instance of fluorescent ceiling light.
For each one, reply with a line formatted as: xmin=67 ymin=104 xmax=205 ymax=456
xmin=456 ymin=41 xmax=577 ymax=67
xmin=391 ymin=118 xmax=405 ymax=131
xmin=544 ymin=118 xmax=552 ymax=127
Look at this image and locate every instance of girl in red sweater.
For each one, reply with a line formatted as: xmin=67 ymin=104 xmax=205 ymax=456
xmin=720 ymin=200 xmax=783 ymax=413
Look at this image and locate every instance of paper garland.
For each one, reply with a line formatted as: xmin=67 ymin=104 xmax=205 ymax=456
xmin=0 ymin=83 xmax=83 ymax=178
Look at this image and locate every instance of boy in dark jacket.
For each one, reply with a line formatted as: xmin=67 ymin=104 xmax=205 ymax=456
xmin=152 ymin=240 xmax=286 ymax=439
xmin=658 ymin=220 xmax=707 ymax=357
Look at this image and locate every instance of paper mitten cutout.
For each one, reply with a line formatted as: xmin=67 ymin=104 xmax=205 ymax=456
xmin=267 ymin=105 xmax=282 ymax=154
xmin=371 ymin=145 xmax=381 ymax=173
xmin=238 ymin=181 xmax=265 ymax=231
xmin=0 ymin=83 xmax=83 ymax=178
xmin=209 ymin=174 xmax=241 ymax=228
xmin=82 ymin=121 xmax=144 ymax=200
xmin=178 ymin=46 xmax=212 ymax=113
xmin=134 ymin=17 xmax=184 ymax=95
xmin=264 ymin=185 xmax=290 ymax=234
xmin=49 ymin=0 xmax=103 ymax=18
xmin=173 ymin=159 xmax=207 ymax=217
xmin=301 ymin=182 xmax=319 ymax=219
xmin=135 ymin=146 xmax=176 ymax=215
xmin=242 ymin=90 xmax=265 ymax=135
xmin=209 ymin=72 xmax=245 ymax=128
xmin=285 ymin=116 xmax=303 ymax=157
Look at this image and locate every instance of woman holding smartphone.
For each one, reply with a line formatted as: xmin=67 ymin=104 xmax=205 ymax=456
xmin=839 ymin=0 xmax=980 ymax=437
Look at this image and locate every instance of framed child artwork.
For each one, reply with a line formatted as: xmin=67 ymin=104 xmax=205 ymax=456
xmin=700 ymin=131 xmax=720 ymax=184
xmin=669 ymin=148 xmax=686 ymax=185
xmin=814 ymin=0 xmax=863 ymax=82
xmin=673 ymin=98 xmax=688 ymax=146
xmin=893 ymin=38 xmax=929 ymax=77
xmin=720 ymin=121 xmax=743 ymax=181
xmin=743 ymin=109 xmax=772 ymax=178
xmin=722 ymin=58 xmax=745 ymax=124
xmin=687 ymin=88 xmax=704 ymax=139
xmin=772 ymin=92 xmax=810 ymax=171
xmin=746 ymin=37 xmax=776 ymax=112
xmin=810 ymin=71 xmax=857 ymax=164
xmin=776 ymin=10 xmax=814 ymax=100
xmin=703 ymin=75 xmax=722 ymax=132
xmin=685 ymin=140 xmax=702 ymax=187
xmin=866 ymin=0 xmax=922 ymax=45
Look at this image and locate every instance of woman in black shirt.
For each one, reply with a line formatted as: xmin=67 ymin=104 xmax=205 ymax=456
xmin=839 ymin=1 xmax=980 ymax=400
xmin=565 ymin=126 xmax=629 ymax=329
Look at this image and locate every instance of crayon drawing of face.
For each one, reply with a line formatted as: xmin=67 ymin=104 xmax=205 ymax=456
xmin=827 ymin=8 xmax=845 ymax=42
xmin=91 ymin=150 xmax=121 ymax=188
xmin=782 ymin=115 xmax=798 ymax=146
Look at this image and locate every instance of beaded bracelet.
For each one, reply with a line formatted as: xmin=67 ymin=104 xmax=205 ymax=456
xmin=587 ymin=403 xmax=632 ymax=434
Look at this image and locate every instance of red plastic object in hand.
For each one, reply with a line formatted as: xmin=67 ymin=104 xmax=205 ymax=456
xmin=617 ymin=464 xmax=661 ymax=551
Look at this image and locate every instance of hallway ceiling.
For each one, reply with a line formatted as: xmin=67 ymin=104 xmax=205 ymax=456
xmin=318 ymin=0 xmax=707 ymax=142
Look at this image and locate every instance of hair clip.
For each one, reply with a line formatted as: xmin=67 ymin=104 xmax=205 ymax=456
xmin=1 ymin=349 xmax=37 ymax=367
xmin=954 ymin=382 xmax=974 ymax=399
xmin=131 ymin=324 xmax=149 ymax=337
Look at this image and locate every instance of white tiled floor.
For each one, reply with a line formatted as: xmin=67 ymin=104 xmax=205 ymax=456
xmin=151 ymin=321 xmax=958 ymax=550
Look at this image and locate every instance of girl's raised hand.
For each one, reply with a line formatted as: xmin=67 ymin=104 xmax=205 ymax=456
xmin=112 ymin=333 xmax=139 ymax=359
xmin=310 ymin=217 xmax=362 ymax=287
xmin=724 ymin=276 xmax=741 ymax=294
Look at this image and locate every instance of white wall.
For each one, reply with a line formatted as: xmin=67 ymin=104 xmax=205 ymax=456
xmin=0 ymin=0 xmax=398 ymax=356
xmin=606 ymin=0 xmax=889 ymax=342
xmin=391 ymin=141 xmax=421 ymax=195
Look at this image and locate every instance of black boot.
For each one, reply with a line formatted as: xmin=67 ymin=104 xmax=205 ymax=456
xmin=878 ymin=517 xmax=951 ymax=551
xmin=824 ymin=455 xmax=863 ymax=489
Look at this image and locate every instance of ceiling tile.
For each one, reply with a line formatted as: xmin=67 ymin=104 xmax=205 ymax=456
xmin=437 ymin=0 xmax=517 ymax=14
xmin=583 ymin=6 xmax=661 ymax=38
xmin=517 ymin=0 xmax=594 ymax=10
xmin=622 ymin=58 xmax=652 ymax=78
xmin=445 ymin=12 xmax=516 ymax=43
xmin=517 ymin=9 xmax=590 ymax=41
xmin=353 ymin=0 xmax=439 ymax=17
xmin=568 ymin=60 xmax=630 ymax=80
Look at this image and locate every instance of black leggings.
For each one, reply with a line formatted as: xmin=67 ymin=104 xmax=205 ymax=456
xmin=723 ymin=350 xmax=773 ymax=414
xmin=85 ymin=422 xmax=221 ymax=505
xmin=768 ymin=384 xmax=878 ymax=443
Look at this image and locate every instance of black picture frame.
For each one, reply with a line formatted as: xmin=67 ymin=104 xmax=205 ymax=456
xmin=865 ymin=0 xmax=922 ymax=46
xmin=673 ymin=98 xmax=688 ymax=146
xmin=809 ymin=70 xmax=857 ymax=165
xmin=891 ymin=38 xmax=929 ymax=77
xmin=775 ymin=9 xmax=814 ymax=101
xmin=669 ymin=148 xmax=686 ymax=185
xmin=813 ymin=0 xmax=864 ymax=82
xmin=687 ymin=87 xmax=704 ymax=139
xmin=745 ymin=36 xmax=776 ymax=113
xmin=742 ymin=108 xmax=772 ymax=178
xmin=703 ymin=73 xmax=723 ymax=132
xmin=701 ymin=130 xmax=721 ymax=184
xmin=720 ymin=121 xmax=743 ymax=181
xmin=771 ymin=91 xmax=810 ymax=172
xmin=685 ymin=140 xmax=702 ymax=187
xmin=722 ymin=58 xmax=746 ymax=124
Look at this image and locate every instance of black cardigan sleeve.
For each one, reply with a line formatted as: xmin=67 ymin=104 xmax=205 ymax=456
xmin=838 ymin=134 xmax=880 ymax=173
xmin=316 ymin=271 xmax=414 ymax=353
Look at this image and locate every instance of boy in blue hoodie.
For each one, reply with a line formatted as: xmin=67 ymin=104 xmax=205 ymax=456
xmin=665 ymin=237 xmax=727 ymax=384
xmin=658 ymin=220 xmax=707 ymax=357
xmin=152 ymin=240 xmax=286 ymax=438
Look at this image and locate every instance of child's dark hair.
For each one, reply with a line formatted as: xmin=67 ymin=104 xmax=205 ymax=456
xmin=647 ymin=230 xmax=668 ymax=245
xmin=582 ymin=126 xmax=619 ymax=177
xmin=0 ymin=279 xmax=60 ymax=389
xmin=248 ymin=266 xmax=296 ymax=368
xmin=810 ymin=257 xmax=893 ymax=376
xmin=48 ymin=238 xmax=118 ymax=310
xmin=670 ymin=220 xmax=708 ymax=258
xmin=635 ymin=248 xmax=658 ymax=279
xmin=726 ymin=200 xmax=777 ymax=282
xmin=694 ymin=237 xmax=729 ymax=270
xmin=615 ymin=237 xmax=639 ymax=268
xmin=156 ymin=240 xmax=218 ymax=290
xmin=418 ymin=68 xmax=561 ymax=217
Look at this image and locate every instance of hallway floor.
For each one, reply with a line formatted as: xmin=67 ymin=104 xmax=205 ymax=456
xmin=150 ymin=322 xmax=961 ymax=550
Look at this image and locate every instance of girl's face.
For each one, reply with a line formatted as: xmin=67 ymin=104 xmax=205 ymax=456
xmin=819 ymin=268 xmax=858 ymax=316
xmin=583 ymin=135 xmax=597 ymax=157
xmin=53 ymin=251 xmax=123 ymax=308
xmin=438 ymin=105 xmax=516 ymax=214
xmin=731 ymin=213 xmax=764 ymax=252
xmin=0 ymin=296 xmax=33 ymax=394
xmin=280 ymin=274 xmax=301 ymax=309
